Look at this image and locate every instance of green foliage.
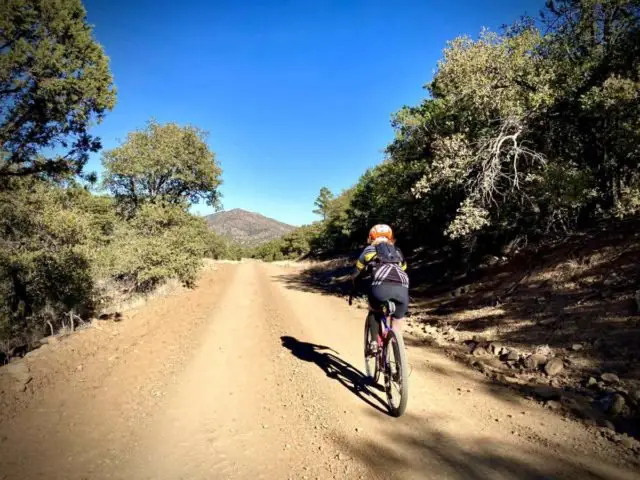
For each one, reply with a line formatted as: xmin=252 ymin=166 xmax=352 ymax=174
xmin=0 ymin=178 xmax=99 ymax=345
xmin=0 ymin=176 xmax=228 ymax=347
xmin=102 ymin=120 xmax=222 ymax=216
xmin=252 ymin=224 xmax=323 ymax=261
xmin=256 ymin=0 xmax=640 ymax=263
xmin=205 ymin=231 xmax=246 ymax=260
xmin=101 ymin=203 xmax=210 ymax=290
xmin=0 ymin=0 xmax=116 ymax=178
xmin=313 ymin=187 xmax=334 ymax=220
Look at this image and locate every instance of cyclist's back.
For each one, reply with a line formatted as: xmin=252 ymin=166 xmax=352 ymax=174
xmin=353 ymin=224 xmax=410 ymax=321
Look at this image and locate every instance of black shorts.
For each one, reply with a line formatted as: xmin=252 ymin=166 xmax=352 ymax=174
xmin=368 ymin=283 xmax=409 ymax=319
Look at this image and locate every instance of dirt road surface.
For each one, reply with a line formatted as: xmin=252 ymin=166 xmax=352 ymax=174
xmin=1 ymin=262 xmax=638 ymax=479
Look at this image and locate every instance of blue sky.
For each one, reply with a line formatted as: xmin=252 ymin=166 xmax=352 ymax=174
xmin=84 ymin=0 xmax=543 ymax=226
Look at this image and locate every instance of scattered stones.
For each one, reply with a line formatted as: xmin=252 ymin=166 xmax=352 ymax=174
xmin=505 ymin=350 xmax=520 ymax=362
xmin=586 ymin=377 xmax=598 ymax=388
xmin=472 ymin=346 xmax=489 ymax=357
xmin=600 ymin=373 xmax=620 ymax=384
xmin=488 ymin=342 xmax=503 ymax=356
xmin=544 ymin=357 xmax=564 ymax=376
xmin=619 ymin=435 xmax=636 ymax=449
xmin=472 ymin=334 xmax=487 ymax=346
xmin=479 ymin=357 xmax=505 ymax=372
xmin=546 ymin=400 xmax=562 ymax=410
xmin=524 ymin=354 xmax=547 ymax=370
xmin=473 ymin=361 xmax=487 ymax=374
xmin=571 ymin=344 xmax=584 ymax=352
xmin=608 ymin=394 xmax=625 ymax=416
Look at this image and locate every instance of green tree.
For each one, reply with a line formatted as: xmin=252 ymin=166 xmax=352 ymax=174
xmin=313 ymin=187 xmax=334 ymax=220
xmin=0 ymin=0 xmax=116 ymax=179
xmin=102 ymin=120 xmax=223 ymax=215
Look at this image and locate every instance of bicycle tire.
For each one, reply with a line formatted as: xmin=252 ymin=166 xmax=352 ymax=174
xmin=363 ymin=314 xmax=380 ymax=384
xmin=384 ymin=329 xmax=409 ymax=417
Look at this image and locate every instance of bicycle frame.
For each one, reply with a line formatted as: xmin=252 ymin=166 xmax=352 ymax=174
xmin=375 ymin=310 xmax=392 ymax=369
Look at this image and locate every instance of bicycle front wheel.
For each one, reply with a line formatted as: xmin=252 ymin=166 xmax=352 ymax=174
xmin=384 ymin=329 xmax=409 ymax=417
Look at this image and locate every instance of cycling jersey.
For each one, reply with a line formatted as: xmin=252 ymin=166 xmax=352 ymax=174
xmin=355 ymin=244 xmax=409 ymax=288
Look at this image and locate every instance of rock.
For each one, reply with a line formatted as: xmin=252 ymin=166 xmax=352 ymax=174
xmin=38 ymin=337 xmax=49 ymax=346
xmin=571 ymin=344 xmax=584 ymax=352
xmin=480 ymin=357 xmax=505 ymax=371
xmin=608 ymin=394 xmax=625 ymax=416
xmin=586 ymin=377 xmax=598 ymax=388
xmin=546 ymin=400 xmax=562 ymax=410
xmin=524 ymin=354 xmax=547 ymax=370
xmin=337 ymin=453 xmax=345 ymax=461
xmin=472 ymin=335 xmax=487 ymax=346
xmin=544 ymin=357 xmax=564 ymax=376
xmin=600 ymin=373 xmax=620 ymax=384
xmin=472 ymin=346 xmax=489 ymax=357
xmin=629 ymin=390 xmax=640 ymax=405
xmin=488 ymin=342 xmax=503 ymax=356
xmin=76 ymin=365 xmax=84 ymax=372
xmin=619 ymin=435 xmax=635 ymax=449
xmin=473 ymin=361 xmax=487 ymax=374
xmin=505 ymin=350 xmax=520 ymax=362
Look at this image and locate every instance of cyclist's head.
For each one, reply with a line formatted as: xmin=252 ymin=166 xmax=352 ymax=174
xmin=368 ymin=224 xmax=394 ymax=245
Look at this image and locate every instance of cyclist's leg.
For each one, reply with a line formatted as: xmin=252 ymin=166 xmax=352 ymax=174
xmin=387 ymin=284 xmax=410 ymax=334
xmin=367 ymin=292 xmax=383 ymax=354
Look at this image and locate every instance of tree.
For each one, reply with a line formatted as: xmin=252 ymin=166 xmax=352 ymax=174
xmin=102 ymin=120 xmax=223 ymax=215
xmin=313 ymin=187 xmax=334 ymax=220
xmin=0 ymin=0 xmax=116 ymax=178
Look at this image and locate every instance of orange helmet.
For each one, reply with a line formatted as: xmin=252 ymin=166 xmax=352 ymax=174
xmin=368 ymin=224 xmax=394 ymax=244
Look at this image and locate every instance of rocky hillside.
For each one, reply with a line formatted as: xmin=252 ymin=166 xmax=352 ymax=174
xmin=205 ymin=209 xmax=295 ymax=246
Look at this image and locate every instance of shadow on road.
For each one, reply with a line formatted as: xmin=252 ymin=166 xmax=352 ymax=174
xmin=331 ymin=410 xmax=639 ymax=480
xmin=280 ymin=335 xmax=390 ymax=416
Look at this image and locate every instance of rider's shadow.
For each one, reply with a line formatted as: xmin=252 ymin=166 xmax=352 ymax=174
xmin=280 ymin=336 xmax=390 ymax=415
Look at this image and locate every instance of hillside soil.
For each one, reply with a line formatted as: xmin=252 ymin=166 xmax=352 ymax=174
xmin=1 ymin=261 xmax=639 ymax=479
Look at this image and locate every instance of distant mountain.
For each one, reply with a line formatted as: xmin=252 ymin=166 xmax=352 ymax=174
xmin=205 ymin=209 xmax=295 ymax=246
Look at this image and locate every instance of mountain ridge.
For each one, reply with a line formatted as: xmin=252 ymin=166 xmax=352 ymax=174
xmin=205 ymin=208 xmax=295 ymax=246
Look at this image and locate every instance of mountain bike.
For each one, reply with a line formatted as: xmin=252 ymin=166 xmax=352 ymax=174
xmin=350 ymin=294 xmax=409 ymax=417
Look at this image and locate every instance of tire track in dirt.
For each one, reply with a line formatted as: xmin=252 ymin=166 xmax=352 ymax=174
xmin=1 ymin=261 xmax=639 ymax=480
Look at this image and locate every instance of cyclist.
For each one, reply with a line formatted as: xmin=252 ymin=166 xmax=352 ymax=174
xmin=351 ymin=224 xmax=409 ymax=354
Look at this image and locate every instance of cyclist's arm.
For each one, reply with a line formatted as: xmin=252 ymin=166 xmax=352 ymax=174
xmin=397 ymin=247 xmax=408 ymax=271
xmin=351 ymin=247 xmax=373 ymax=281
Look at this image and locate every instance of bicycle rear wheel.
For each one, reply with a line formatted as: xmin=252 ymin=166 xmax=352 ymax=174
xmin=384 ymin=329 xmax=409 ymax=417
xmin=363 ymin=313 xmax=380 ymax=384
